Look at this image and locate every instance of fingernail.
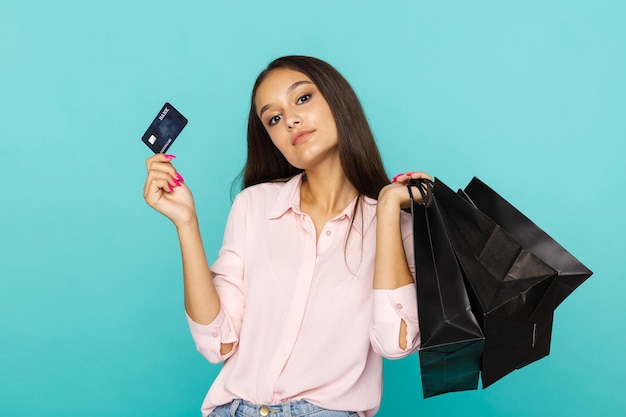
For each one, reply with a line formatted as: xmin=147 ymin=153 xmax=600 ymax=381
xmin=165 ymin=154 xmax=176 ymax=159
xmin=168 ymin=185 xmax=174 ymax=193
xmin=176 ymin=172 xmax=184 ymax=182
xmin=173 ymin=178 xmax=181 ymax=187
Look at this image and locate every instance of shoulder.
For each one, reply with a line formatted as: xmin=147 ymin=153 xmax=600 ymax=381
xmin=236 ymin=178 xmax=294 ymax=201
xmin=232 ymin=175 xmax=301 ymax=216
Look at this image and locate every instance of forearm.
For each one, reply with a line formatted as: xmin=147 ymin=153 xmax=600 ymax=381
xmin=374 ymin=195 xmax=417 ymax=351
xmin=374 ymin=199 xmax=414 ymax=290
xmin=176 ymin=216 xmax=222 ymax=325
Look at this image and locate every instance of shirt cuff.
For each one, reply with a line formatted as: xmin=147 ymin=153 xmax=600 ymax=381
xmin=371 ymin=283 xmax=420 ymax=358
xmin=186 ymin=309 xmax=237 ymax=363
xmin=374 ymin=283 xmax=419 ymax=324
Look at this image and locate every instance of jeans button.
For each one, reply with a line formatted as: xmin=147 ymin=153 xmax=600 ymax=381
xmin=260 ymin=407 xmax=270 ymax=416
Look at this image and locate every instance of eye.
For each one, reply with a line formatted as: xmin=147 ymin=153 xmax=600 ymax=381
xmin=268 ymin=114 xmax=282 ymax=126
xmin=297 ymin=94 xmax=311 ymax=105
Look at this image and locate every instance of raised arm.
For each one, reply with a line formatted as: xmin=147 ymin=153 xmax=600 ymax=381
xmin=373 ymin=171 xmax=430 ymax=353
xmin=143 ymin=153 xmax=232 ymax=356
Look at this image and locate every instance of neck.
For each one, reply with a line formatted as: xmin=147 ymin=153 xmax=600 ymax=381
xmin=301 ymin=165 xmax=358 ymax=215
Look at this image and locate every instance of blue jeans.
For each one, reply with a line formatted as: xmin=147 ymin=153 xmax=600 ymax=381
xmin=208 ymin=399 xmax=359 ymax=417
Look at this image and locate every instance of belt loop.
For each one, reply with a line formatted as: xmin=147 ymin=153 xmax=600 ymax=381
xmin=283 ymin=400 xmax=291 ymax=417
xmin=229 ymin=399 xmax=241 ymax=417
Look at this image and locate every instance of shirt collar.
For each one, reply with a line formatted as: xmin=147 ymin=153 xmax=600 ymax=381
xmin=269 ymin=173 xmax=305 ymax=219
xmin=269 ymin=173 xmax=378 ymax=236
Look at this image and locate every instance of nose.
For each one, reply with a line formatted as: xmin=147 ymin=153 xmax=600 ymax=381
xmin=286 ymin=113 xmax=302 ymax=130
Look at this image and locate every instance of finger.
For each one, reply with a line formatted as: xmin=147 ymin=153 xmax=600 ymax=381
xmin=391 ymin=173 xmax=415 ymax=184
xmin=391 ymin=172 xmax=418 ymax=182
xmin=144 ymin=173 xmax=169 ymax=197
xmin=408 ymin=171 xmax=432 ymax=180
xmin=144 ymin=165 xmax=182 ymax=195
xmin=144 ymin=173 xmax=180 ymax=205
xmin=145 ymin=153 xmax=175 ymax=166
xmin=146 ymin=158 xmax=176 ymax=175
xmin=391 ymin=172 xmax=408 ymax=183
xmin=145 ymin=169 xmax=184 ymax=195
xmin=147 ymin=159 xmax=179 ymax=183
xmin=145 ymin=153 xmax=177 ymax=171
xmin=144 ymin=177 xmax=165 ymax=205
xmin=391 ymin=171 xmax=433 ymax=183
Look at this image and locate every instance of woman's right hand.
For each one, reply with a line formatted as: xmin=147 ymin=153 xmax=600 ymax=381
xmin=143 ymin=154 xmax=196 ymax=227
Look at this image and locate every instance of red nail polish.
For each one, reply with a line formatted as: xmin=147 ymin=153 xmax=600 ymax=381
xmin=176 ymin=172 xmax=184 ymax=182
xmin=168 ymin=185 xmax=174 ymax=192
xmin=165 ymin=154 xmax=176 ymax=159
xmin=173 ymin=179 xmax=181 ymax=187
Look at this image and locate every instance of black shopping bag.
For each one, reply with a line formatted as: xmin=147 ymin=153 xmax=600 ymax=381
xmin=460 ymin=177 xmax=593 ymax=308
xmin=407 ymin=179 xmax=484 ymax=398
xmin=433 ymin=178 xmax=559 ymax=388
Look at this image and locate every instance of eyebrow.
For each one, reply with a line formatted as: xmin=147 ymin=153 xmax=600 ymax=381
xmin=258 ymin=80 xmax=314 ymax=119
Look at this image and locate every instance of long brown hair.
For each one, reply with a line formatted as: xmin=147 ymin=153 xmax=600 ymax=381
xmin=239 ymin=56 xmax=389 ymax=199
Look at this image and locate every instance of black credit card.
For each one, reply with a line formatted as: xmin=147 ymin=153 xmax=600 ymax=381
xmin=141 ymin=102 xmax=188 ymax=153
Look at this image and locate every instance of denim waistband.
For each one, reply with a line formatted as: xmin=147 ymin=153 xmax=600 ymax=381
xmin=211 ymin=399 xmax=356 ymax=417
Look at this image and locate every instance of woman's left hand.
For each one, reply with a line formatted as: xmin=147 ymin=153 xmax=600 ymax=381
xmin=377 ymin=171 xmax=432 ymax=211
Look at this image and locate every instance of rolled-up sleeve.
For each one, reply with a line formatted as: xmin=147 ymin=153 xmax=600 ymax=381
xmin=370 ymin=211 xmax=420 ymax=359
xmin=187 ymin=309 xmax=238 ymax=363
xmin=370 ymin=283 xmax=420 ymax=359
xmin=186 ymin=193 xmax=247 ymax=364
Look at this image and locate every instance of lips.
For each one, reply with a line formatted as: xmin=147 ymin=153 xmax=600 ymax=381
xmin=292 ymin=129 xmax=314 ymax=146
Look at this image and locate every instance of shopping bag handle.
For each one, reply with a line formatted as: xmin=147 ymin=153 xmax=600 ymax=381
xmin=407 ymin=178 xmax=434 ymax=207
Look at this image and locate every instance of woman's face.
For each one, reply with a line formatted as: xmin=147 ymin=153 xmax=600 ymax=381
xmin=254 ymin=68 xmax=339 ymax=170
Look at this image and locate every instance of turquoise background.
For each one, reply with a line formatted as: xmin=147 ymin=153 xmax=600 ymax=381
xmin=1 ymin=1 xmax=624 ymax=416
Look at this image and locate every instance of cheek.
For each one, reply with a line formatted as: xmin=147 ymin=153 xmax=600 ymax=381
xmin=321 ymin=108 xmax=338 ymax=137
xmin=324 ymin=118 xmax=339 ymax=145
xmin=267 ymin=130 xmax=289 ymax=152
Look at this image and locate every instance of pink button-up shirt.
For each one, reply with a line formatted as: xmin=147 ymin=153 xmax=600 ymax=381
xmin=187 ymin=174 xmax=420 ymax=417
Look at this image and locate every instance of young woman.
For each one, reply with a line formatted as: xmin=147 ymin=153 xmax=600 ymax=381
xmin=143 ymin=56 xmax=430 ymax=417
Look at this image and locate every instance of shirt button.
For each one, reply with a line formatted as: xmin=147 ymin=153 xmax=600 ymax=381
xmin=260 ymin=407 xmax=270 ymax=416
xmin=396 ymin=303 xmax=403 ymax=310
xmin=325 ymin=230 xmax=332 ymax=236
